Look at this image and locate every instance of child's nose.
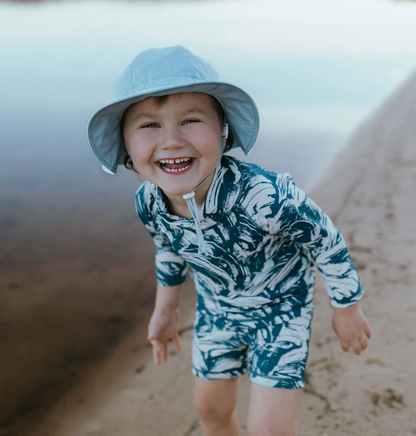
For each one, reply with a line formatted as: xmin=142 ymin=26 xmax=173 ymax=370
xmin=160 ymin=126 xmax=186 ymax=150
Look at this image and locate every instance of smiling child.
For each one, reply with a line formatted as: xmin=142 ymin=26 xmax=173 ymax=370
xmin=87 ymin=45 xmax=371 ymax=436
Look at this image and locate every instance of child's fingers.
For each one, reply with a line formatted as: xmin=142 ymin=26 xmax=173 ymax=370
xmin=148 ymin=326 xmax=161 ymax=341
xmin=162 ymin=343 xmax=168 ymax=363
xmin=351 ymin=339 xmax=362 ymax=355
xmin=364 ymin=324 xmax=372 ymax=339
xmin=154 ymin=341 xmax=162 ymax=365
xmin=171 ymin=335 xmax=182 ymax=354
xmin=360 ymin=333 xmax=368 ymax=351
xmin=340 ymin=339 xmax=350 ymax=352
xmin=151 ymin=341 xmax=161 ymax=365
xmin=150 ymin=340 xmax=166 ymax=365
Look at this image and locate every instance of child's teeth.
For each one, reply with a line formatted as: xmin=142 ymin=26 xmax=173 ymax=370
xmin=158 ymin=158 xmax=192 ymax=173
xmin=162 ymin=162 xmax=191 ymax=173
xmin=159 ymin=158 xmax=191 ymax=164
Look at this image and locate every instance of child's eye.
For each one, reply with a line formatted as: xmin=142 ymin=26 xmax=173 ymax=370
xmin=183 ymin=119 xmax=199 ymax=125
xmin=141 ymin=123 xmax=158 ymax=128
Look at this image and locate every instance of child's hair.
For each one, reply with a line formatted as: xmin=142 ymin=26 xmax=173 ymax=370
xmin=122 ymin=94 xmax=235 ymax=174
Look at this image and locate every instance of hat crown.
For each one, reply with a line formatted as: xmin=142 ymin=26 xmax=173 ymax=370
xmin=116 ymin=45 xmax=220 ymax=99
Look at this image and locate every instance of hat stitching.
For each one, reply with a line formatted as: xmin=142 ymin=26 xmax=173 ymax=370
xmin=129 ymin=62 xmax=134 ymax=95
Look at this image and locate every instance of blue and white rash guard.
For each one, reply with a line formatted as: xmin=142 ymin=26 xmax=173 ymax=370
xmin=135 ymin=156 xmax=363 ymax=323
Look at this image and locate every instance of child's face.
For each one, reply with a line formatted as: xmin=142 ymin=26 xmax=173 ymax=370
xmin=123 ymin=92 xmax=223 ymax=199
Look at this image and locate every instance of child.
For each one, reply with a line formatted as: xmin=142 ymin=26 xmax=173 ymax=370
xmin=87 ymin=45 xmax=372 ymax=436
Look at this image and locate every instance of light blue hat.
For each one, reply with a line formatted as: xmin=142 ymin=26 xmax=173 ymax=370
xmin=87 ymin=45 xmax=260 ymax=175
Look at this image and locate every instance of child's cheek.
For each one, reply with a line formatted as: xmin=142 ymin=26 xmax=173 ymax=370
xmin=129 ymin=138 xmax=154 ymax=163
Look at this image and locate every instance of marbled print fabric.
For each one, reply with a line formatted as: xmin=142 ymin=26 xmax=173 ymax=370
xmin=135 ymin=156 xmax=362 ymax=387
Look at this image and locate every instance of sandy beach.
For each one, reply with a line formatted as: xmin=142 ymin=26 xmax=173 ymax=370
xmin=5 ymin=70 xmax=416 ymax=435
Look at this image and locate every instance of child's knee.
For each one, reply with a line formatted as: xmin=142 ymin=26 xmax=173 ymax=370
xmin=194 ymin=400 xmax=233 ymax=426
xmin=193 ymin=378 xmax=238 ymax=423
xmin=193 ymin=393 xmax=234 ymax=423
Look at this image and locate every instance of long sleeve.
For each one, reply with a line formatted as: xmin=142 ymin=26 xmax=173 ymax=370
xmin=247 ymin=172 xmax=363 ymax=307
xmin=135 ymin=183 xmax=188 ymax=287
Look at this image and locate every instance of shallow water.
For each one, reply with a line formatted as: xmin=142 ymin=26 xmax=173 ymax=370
xmin=1 ymin=0 xmax=416 ymax=433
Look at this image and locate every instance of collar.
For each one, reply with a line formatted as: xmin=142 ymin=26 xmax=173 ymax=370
xmin=154 ymin=156 xmax=242 ymax=230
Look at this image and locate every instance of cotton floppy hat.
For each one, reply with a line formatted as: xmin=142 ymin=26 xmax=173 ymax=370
xmin=87 ymin=45 xmax=260 ymax=175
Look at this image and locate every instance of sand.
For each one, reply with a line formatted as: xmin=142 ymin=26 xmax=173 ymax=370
xmin=10 ymin=71 xmax=416 ymax=435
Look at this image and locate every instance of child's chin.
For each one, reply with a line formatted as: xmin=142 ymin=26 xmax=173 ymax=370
xmin=161 ymin=184 xmax=194 ymax=197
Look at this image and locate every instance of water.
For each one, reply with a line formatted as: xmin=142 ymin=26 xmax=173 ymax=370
xmin=2 ymin=0 xmax=416 ymax=188
xmin=1 ymin=0 xmax=416 ymax=432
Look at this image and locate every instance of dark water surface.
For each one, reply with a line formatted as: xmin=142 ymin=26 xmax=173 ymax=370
xmin=0 ymin=109 xmax=160 ymax=433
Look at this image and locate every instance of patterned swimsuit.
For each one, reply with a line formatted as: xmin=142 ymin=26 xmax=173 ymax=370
xmin=136 ymin=156 xmax=362 ymax=388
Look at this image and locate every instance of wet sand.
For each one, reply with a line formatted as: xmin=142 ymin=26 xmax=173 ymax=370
xmin=0 ymin=169 xmax=158 ymax=435
xmin=3 ymin=70 xmax=416 ymax=434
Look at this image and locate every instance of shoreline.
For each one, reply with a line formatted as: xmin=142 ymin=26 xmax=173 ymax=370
xmin=23 ymin=71 xmax=416 ymax=435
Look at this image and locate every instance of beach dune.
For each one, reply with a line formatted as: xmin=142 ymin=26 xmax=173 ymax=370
xmin=31 ymin=71 xmax=416 ymax=436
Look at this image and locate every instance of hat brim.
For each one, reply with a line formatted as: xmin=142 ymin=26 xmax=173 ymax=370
xmin=87 ymin=81 xmax=259 ymax=174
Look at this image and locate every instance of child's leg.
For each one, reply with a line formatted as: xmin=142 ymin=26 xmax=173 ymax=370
xmin=193 ymin=376 xmax=240 ymax=436
xmin=247 ymin=382 xmax=300 ymax=436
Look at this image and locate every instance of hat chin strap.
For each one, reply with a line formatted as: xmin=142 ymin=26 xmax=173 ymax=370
xmin=183 ymin=123 xmax=228 ymax=255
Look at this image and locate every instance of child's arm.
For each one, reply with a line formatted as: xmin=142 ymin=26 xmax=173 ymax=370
xmin=332 ymin=302 xmax=372 ymax=355
xmin=148 ymin=283 xmax=183 ymax=365
xmin=267 ymin=176 xmax=363 ymax=305
xmin=135 ymin=185 xmax=188 ymax=365
xmin=254 ymin=173 xmax=371 ymax=353
xmin=275 ymin=180 xmax=371 ymax=353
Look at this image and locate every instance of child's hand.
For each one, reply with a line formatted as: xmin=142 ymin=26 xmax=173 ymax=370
xmin=332 ymin=303 xmax=372 ymax=355
xmin=147 ymin=308 xmax=181 ymax=365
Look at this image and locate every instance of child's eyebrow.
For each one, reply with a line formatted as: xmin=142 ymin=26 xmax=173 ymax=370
xmin=131 ymin=108 xmax=207 ymax=123
xmin=131 ymin=112 xmax=158 ymax=122
xmin=179 ymin=108 xmax=208 ymax=117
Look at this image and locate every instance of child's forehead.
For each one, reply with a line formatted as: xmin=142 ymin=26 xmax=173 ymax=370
xmin=140 ymin=92 xmax=210 ymax=108
xmin=126 ymin=92 xmax=215 ymax=117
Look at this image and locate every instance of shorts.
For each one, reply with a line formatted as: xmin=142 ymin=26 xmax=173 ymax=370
xmin=192 ymin=311 xmax=312 ymax=389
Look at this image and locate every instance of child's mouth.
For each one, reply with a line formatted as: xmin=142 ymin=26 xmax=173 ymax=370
xmin=158 ymin=157 xmax=193 ymax=174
